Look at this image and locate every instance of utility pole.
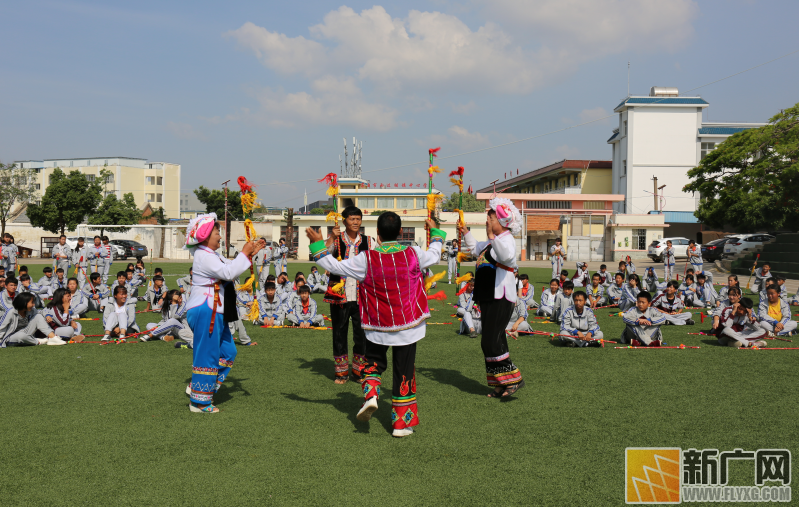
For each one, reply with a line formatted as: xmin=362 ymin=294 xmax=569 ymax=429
xmin=222 ymin=179 xmax=230 ymax=258
xmin=286 ymin=207 xmax=294 ymax=255
xmin=653 ymin=177 xmax=658 ymax=211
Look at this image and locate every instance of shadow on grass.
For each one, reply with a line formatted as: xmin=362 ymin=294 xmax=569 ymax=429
xmin=283 ymin=392 xmax=374 ymax=433
xmin=417 ymin=367 xmax=487 ymax=396
xmin=701 ymin=339 xmax=722 ymax=347
xmin=296 ymin=357 xmax=333 ymax=380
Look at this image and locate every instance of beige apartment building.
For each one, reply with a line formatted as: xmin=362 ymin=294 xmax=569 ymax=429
xmin=14 ymin=157 xmax=181 ymax=219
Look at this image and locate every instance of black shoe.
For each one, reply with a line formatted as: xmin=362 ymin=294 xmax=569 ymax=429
xmin=686 ymin=319 xmax=695 ymax=325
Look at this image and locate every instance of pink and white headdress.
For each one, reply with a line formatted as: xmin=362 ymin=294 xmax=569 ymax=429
xmin=489 ymin=197 xmax=522 ymax=235
xmin=184 ymin=212 xmax=218 ymax=250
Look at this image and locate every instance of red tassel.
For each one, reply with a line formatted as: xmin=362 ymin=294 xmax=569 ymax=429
xmin=449 ymin=167 xmax=465 ymax=178
xmin=427 ymin=290 xmax=447 ymax=300
xmin=456 ymin=286 xmax=468 ymax=296
xmin=318 ymin=173 xmax=338 ymax=187
xmin=237 ymin=176 xmax=254 ymax=194
xmin=429 ymin=147 xmax=441 ymax=158
xmin=700 ymin=312 xmax=705 ymax=323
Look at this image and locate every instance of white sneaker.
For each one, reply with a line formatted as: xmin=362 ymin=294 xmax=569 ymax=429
xmin=139 ymin=334 xmax=150 ymax=342
xmin=37 ymin=338 xmax=49 ymax=345
xmin=101 ymin=336 xmax=111 ymax=342
xmin=392 ymin=427 xmax=414 ymax=438
xmin=356 ymin=397 xmax=379 ymax=422
xmin=186 ymin=385 xmax=192 ymax=395
xmin=47 ymin=337 xmax=67 ymax=346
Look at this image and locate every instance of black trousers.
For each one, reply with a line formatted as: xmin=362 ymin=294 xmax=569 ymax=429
xmin=362 ymin=340 xmax=418 ymax=429
xmin=330 ymin=301 xmax=367 ymax=377
xmin=478 ymin=298 xmax=523 ymax=386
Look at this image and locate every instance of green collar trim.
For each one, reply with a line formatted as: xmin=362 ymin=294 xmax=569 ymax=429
xmin=376 ymin=242 xmax=407 ymax=254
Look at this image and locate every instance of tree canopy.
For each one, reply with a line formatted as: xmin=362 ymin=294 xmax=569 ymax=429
xmin=684 ymin=103 xmax=799 ymax=232
xmin=27 ymin=168 xmax=104 ymax=235
xmin=88 ymin=193 xmax=142 ymax=236
xmin=194 ymin=186 xmax=243 ymax=221
xmin=0 ymin=162 xmax=38 ymax=236
xmin=442 ymin=191 xmax=485 ymax=212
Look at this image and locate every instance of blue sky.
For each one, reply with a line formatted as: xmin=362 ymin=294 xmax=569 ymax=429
xmin=1 ymin=0 xmax=797 ymax=210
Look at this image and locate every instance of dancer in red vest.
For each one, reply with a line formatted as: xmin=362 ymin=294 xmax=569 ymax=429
xmin=461 ymin=197 xmax=525 ymax=398
xmin=307 ymin=213 xmax=444 ymax=438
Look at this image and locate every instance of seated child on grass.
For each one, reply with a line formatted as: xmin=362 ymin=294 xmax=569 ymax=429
xmin=559 ymin=291 xmax=603 ymax=347
xmin=620 ymin=291 xmax=666 ymax=346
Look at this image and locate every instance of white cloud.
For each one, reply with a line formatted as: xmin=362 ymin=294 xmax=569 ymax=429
xmin=578 ymin=106 xmax=611 ymax=124
xmin=251 ymin=76 xmax=398 ymax=131
xmin=450 ymin=100 xmax=477 ymax=114
xmin=425 ymin=125 xmax=491 ymax=150
xmin=165 ymin=121 xmax=208 ymax=141
xmin=483 ymin=0 xmax=699 ymax=57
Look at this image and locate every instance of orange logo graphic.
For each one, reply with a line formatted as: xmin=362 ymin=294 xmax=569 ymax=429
xmin=626 ymin=448 xmax=681 ymax=504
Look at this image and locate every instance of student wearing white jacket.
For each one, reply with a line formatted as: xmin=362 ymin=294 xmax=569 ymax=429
xmin=42 ymin=288 xmax=84 ymax=341
xmin=559 ymin=291 xmax=604 ymax=347
xmin=461 ymin=197 xmax=525 ymax=399
xmin=140 ymin=290 xmax=194 ymax=345
xmin=0 ymin=293 xmax=64 ymax=347
xmin=101 ymin=286 xmax=140 ymax=342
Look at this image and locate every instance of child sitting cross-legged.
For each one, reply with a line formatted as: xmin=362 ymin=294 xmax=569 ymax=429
xmin=559 ymin=291 xmax=603 ymax=347
xmin=606 ymin=273 xmax=625 ymax=306
xmin=286 ymin=285 xmax=324 ymax=328
xmin=586 ymin=273 xmax=606 ymax=309
xmin=537 ymin=279 xmax=561 ymax=317
xmin=620 ymin=290 xmax=666 ymax=346
xmin=718 ymin=297 xmax=768 ymax=348
xmin=258 ymin=281 xmax=286 ymax=327
xmin=506 ymin=293 xmax=532 ymax=338
xmin=758 ymin=284 xmax=797 ymax=337
xmin=456 ymin=279 xmax=481 ymax=338
xmin=619 ymin=273 xmax=641 ymax=312
xmin=651 ymin=281 xmax=695 ymax=326
xmin=551 ymin=280 xmax=575 ymax=323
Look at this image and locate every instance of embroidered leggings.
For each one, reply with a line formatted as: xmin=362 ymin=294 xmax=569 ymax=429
xmin=330 ymin=302 xmax=367 ymax=379
xmin=187 ymin=305 xmax=237 ymax=406
xmin=362 ymin=340 xmax=418 ymax=430
xmin=478 ymin=298 xmax=523 ymax=387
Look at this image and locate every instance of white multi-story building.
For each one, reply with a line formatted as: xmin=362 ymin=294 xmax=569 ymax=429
xmin=14 ymin=157 xmax=181 ymax=219
xmin=607 ymin=87 xmax=765 ymax=237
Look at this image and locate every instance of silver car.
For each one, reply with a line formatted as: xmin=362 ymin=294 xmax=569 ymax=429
xmin=723 ymin=234 xmax=775 ymax=256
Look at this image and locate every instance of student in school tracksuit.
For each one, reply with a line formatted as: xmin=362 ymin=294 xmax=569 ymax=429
xmin=72 ymin=238 xmax=90 ymax=286
xmin=619 ymin=274 xmax=641 ymax=312
xmin=718 ymin=298 xmax=768 ymax=348
xmin=551 ymin=281 xmax=575 ymax=323
xmin=651 ymin=281 xmax=694 ymax=326
xmin=506 ymin=297 xmax=532 ymax=336
xmin=586 ymin=274 xmax=606 ymax=309
xmin=662 ymin=241 xmax=676 ymax=281
xmin=517 ymin=274 xmax=537 ymax=310
xmin=559 ymin=291 xmax=603 ymax=347
xmin=286 ymin=286 xmax=324 ymax=327
xmin=447 ymin=240 xmax=459 ymax=284
xmin=457 ymin=283 xmax=482 ymax=338
xmin=758 ymin=285 xmax=797 ymax=336
xmin=229 ymin=286 xmax=255 ymax=345
xmin=538 ymin=279 xmax=561 ymax=317
xmin=620 ymin=291 xmax=666 ymax=346
xmin=140 ymin=290 xmax=194 ymax=345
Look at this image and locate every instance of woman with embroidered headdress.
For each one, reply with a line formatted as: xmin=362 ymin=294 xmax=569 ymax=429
xmin=184 ymin=213 xmax=265 ymax=413
xmin=460 ymin=198 xmax=525 ymax=398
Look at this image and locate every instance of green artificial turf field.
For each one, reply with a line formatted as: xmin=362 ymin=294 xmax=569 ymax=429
xmin=1 ymin=261 xmax=796 ymax=506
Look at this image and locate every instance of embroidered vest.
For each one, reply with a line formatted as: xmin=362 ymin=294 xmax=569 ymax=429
xmin=324 ymin=233 xmax=369 ymax=304
xmin=359 ymin=248 xmax=429 ymax=332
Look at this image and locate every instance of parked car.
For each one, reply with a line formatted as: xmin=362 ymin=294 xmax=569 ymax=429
xmin=701 ymin=237 xmax=733 ymax=262
xmin=110 ymin=239 xmax=149 ymax=260
xmin=647 ymin=237 xmax=696 ymax=262
xmin=722 ymin=234 xmax=775 ymax=257
xmin=398 ymin=240 xmax=419 ymax=248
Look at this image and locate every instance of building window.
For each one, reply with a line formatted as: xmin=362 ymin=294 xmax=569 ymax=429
xmin=70 ymin=161 xmax=73 ymax=167
xmin=85 ymin=174 xmax=95 ymax=182
xmin=357 ymin=197 xmax=374 ymax=209
xmin=400 ymin=227 xmax=415 ymax=241
xmin=396 ymin=197 xmax=414 ymax=209
xmin=701 ymin=142 xmax=716 ymax=159
xmin=632 ymin=228 xmax=647 ymax=250
xmin=157 ymin=176 xmax=163 ymax=185
xmin=105 ymin=174 xmax=114 ymax=184
xmin=583 ymin=201 xmax=605 ymax=210
xmin=622 ymin=160 xmax=627 ymax=176
xmin=377 ymin=197 xmax=394 ymax=209
xmin=525 ymin=201 xmax=572 ymax=209
xmin=146 ymin=193 xmax=155 ymax=202
xmin=575 ymin=173 xmax=581 ymax=186
xmin=35 ymin=183 xmax=41 ymax=190
xmin=416 ymin=198 xmax=426 ymax=209
xmin=146 ymin=176 xmax=155 ymax=185
xmin=157 ymin=193 xmax=162 ymax=202
xmin=623 ymin=120 xmax=628 ymax=136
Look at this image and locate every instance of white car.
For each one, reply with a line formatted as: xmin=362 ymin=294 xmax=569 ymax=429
xmin=722 ymin=234 xmax=775 ymax=256
xmin=647 ymin=237 xmax=697 ymax=262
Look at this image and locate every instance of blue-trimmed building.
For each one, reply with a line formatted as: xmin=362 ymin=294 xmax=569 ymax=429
xmin=607 ymin=86 xmax=765 ymax=239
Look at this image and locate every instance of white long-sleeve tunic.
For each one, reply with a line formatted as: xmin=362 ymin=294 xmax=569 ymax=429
xmin=462 ymin=230 xmax=518 ymax=303
xmin=187 ymin=245 xmax=253 ymax=312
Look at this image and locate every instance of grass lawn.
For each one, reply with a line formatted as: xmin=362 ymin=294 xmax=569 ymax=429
xmin=1 ymin=261 xmax=797 ymax=506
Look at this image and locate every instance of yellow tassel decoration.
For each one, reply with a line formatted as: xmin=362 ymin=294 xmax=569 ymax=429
xmin=245 ymin=301 xmax=260 ymax=323
xmin=240 ymin=193 xmax=258 ymax=216
xmin=427 ymin=165 xmax=441 ymax=176
xmin=449 ymin=178 xmax=464 ymax=191
xmin=238 ymin=274 xmax=255 ymax=293
xmin=424 ymin=270 xmax=446 ymax=292
xmin=427 ymin=193 xmax=444 ymax=213
xmin=326 ymin=185 xmax=340 ymax=197
xmin=330 ymin=280 xmax=345 ymax=294
xmin=243 ymin=219 xmax=257 ymax=243
xmin=325 ymin=211 xmax=343 ymax=224
xmin=456 ymin=252 xmax=471 ymax=264
xmin=456 ymin=209 xmax=465 ymax=228
xmin=455 ymin=273 xmax=472 ymax=285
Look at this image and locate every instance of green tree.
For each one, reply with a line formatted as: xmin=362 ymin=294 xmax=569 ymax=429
xmin=684 ymin=103 xmax=799 ymax=232
xmin=443 ymin=191 xmax=485 ymax=212
xmin=152 ymin=206 xmax=169 ymax=225
xmin=0 ymin=162 xmax=38 ymax=236
xmin=27 ymin=168 xmax=103 ymax=235
xmin=194 ymin=186 xmax=243 ymax=220
xmin=88 ymin=193 xmax=142 ymax=237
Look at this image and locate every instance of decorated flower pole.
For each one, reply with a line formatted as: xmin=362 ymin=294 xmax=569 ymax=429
xmin=427 ymin=147 xmax=442 ymax=248
xmin=449 ymin=166 xmax=465 ymax=278
xmin=319 ymin=173 xmax=345 ymax=295
xmin=237 ymin=176 xmax=260 ymax=322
